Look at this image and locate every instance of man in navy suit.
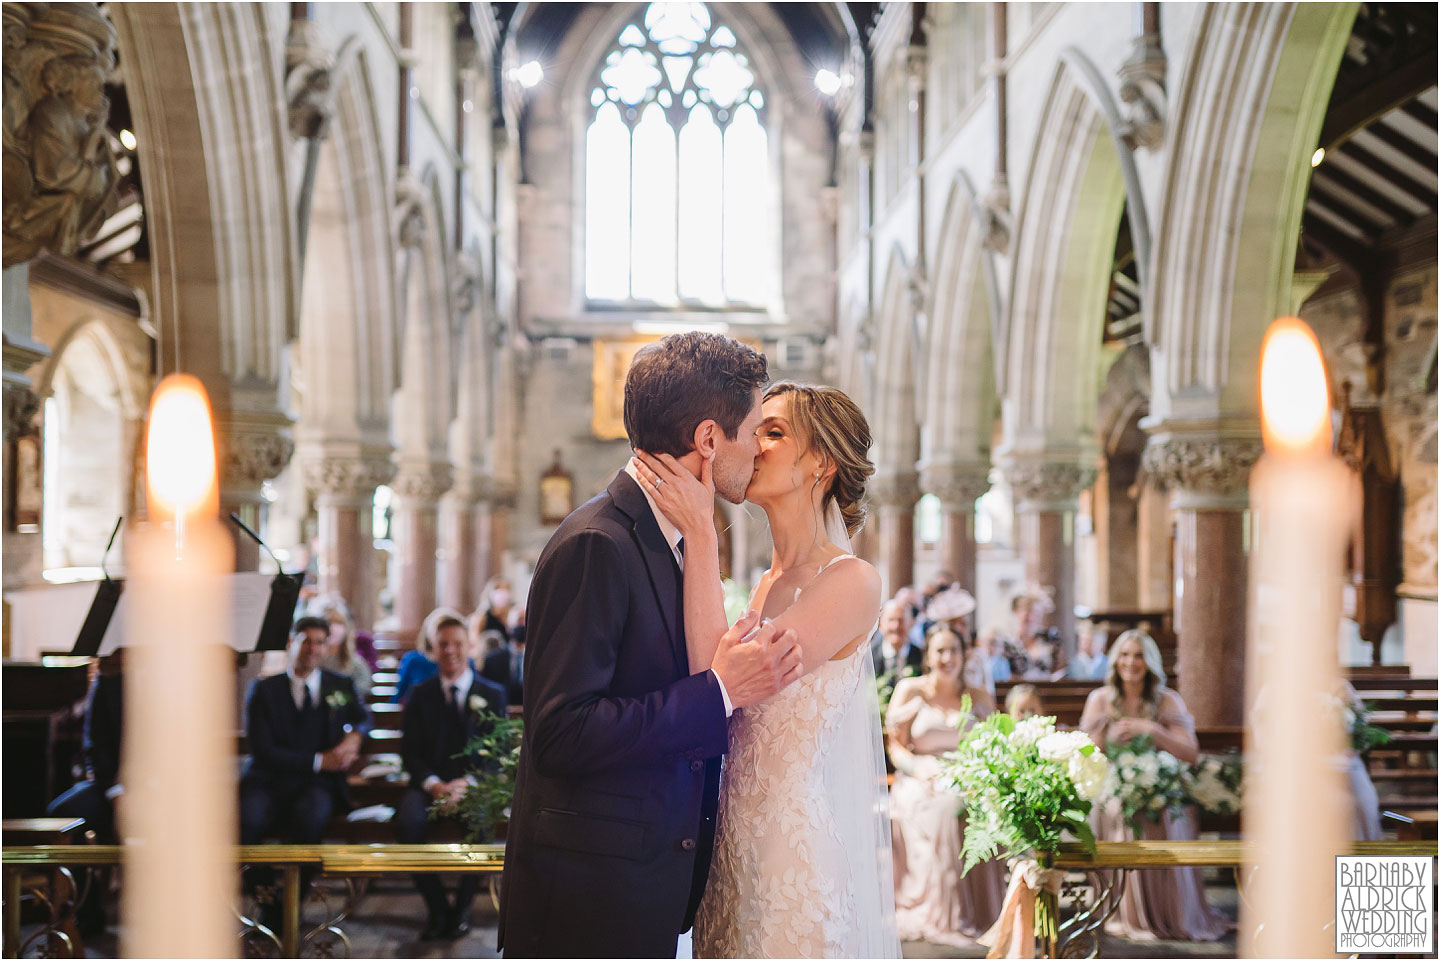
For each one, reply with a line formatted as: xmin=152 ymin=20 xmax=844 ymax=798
xmin=399 ymin=611 xmax=508 ymax=940
xmin=47 ymin=651 xmax=125 ymax=934
xmin=240 ymin=616 xmax=371 ymax=927
xmin=498 ymin=332 xmax=804 ymax=957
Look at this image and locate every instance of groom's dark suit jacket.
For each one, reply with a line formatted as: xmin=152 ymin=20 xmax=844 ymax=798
xmin=499 ymin=471 xmax=728 ymax=958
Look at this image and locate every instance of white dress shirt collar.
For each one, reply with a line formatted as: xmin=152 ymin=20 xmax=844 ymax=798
xmin=624 ymin=460 xmax=684 ymax=569
xmin=438 ymin=667 xmax=474 ymax=704
xmin=287 ymin=666 xmax=323 ymax=710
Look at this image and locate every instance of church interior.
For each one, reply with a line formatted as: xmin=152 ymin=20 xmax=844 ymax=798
xmin=1 ymin=1 xmax=1436 ymax=958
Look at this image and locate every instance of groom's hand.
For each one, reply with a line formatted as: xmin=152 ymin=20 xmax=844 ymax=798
xmin=711 ymin=612 xmax=803 ymax=709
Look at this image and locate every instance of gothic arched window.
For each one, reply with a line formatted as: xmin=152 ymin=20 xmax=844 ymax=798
xmin=585 ymin=3 xmax=770 ymax=308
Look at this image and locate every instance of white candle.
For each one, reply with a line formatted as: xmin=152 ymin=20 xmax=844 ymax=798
xmin=1243 ymin=318 xmax=1353 ymax=958
xmin=122 ymin=375 xmax=237 ymax=957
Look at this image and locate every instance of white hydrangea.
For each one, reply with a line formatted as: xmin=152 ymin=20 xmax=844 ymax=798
xmin=1067 ymin=750 xmax=1110 ymax=801
xmin=1010 ymin=715 xmax=1057 ymax=748
xmin=1037 ymin=730 xmax=1094 ymax=763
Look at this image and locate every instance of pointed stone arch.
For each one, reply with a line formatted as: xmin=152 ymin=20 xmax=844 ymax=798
xmin=1002 ymin=58 xmax=1126 ymax=466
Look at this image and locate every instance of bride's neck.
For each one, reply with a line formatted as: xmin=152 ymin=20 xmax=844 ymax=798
xmin=761 ymin=491 xmax=832 ymax=571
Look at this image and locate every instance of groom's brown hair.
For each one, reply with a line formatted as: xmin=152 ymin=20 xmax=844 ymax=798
xmin=623 ymin=332 xmax=769 ymax=458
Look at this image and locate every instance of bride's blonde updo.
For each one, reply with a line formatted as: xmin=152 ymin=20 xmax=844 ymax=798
xmin=764 ymin=382 xmax=875 ymax=538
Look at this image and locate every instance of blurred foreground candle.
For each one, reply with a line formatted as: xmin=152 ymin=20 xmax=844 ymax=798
xmin=1243 ymin=318 xmax=1352 ymax=957
xmin=122 ymin=375 xmax=236 ymax=957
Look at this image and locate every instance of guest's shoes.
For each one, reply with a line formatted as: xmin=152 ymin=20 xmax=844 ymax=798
xmin=420 ymin=914 xmax=448 ymax=942
xmin=442 ymin=906 xmax=470 ymax=940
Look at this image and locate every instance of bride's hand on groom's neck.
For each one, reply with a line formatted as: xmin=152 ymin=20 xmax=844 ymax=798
xmin=633 ymin=450 xmax=715 ymax=540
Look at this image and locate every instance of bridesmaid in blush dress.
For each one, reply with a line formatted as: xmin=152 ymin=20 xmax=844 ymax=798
xmin=887 ymin=627 xmax=1006 ymax=946
xmin=1080 ymin=630 xmax=1229 ymax=942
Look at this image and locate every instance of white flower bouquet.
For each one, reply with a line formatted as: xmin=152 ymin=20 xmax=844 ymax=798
xmin=941 ymin=700 xmax=1108 ymax=955
xmin=1184 ymin=752 xmax=1244 ymax=816
xmin=1102 ymin=735 xmax=1189 ymax=835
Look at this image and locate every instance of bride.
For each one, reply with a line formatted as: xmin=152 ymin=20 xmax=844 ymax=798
xmin=634 ymin=382 xmax=900 ymax=958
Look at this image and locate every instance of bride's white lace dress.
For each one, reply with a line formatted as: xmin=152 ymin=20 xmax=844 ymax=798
xmin=694 ymin=560 xmax=899 ymax=958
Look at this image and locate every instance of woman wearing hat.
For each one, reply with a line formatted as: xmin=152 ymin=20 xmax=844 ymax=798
xmin=924 ymin=587 xmax=994 ymax=711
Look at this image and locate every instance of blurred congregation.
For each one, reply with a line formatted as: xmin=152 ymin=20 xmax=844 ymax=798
xmin=1 ymin=0 xmax=1436 ymax=957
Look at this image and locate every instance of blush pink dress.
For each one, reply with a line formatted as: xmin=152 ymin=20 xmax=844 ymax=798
xmin=1080 ymin=687 xmax=1229 ymax=942
xmin=887 ymin=698 xmax=1006 ymax=946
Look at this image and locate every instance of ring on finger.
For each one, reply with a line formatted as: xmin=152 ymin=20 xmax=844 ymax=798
xmin=656 ymin=478 xmax=665 ymax=486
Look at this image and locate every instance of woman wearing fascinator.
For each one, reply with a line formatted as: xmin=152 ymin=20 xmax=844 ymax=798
xmin=634 ymin=382 xmax=899 ymax=958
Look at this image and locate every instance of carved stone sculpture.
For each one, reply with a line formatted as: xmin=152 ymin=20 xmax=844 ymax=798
xmin=1141 ymin=435 xmax=1262 ymax=506
xmin=1004 ymin=460 xmax=1098 ymax=510
xmin=3 ymin=2 xmax=120 ymax=267
xmin=284 ymin=21 xmax=337 ymax=141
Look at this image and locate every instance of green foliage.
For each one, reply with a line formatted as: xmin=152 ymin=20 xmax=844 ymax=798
xmin=428 ymin=711 xmax=523 ymax=842
xmin=943 ymin=701 xmax=1105 ymax=874
xmin=1103 ymin=734 xmax=1189 ymax=837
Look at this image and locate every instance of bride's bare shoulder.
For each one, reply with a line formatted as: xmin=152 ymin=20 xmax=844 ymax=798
xmin=810 ymin=554 xmax=881 ymax=607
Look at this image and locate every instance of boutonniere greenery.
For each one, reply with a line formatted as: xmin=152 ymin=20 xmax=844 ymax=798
xmin=324 ymin=690 xmax=350 ymax=709
xmin=468 ymin=694 xmax=488 ymax=713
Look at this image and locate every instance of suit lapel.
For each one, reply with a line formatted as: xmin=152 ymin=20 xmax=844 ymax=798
xmin=608 ymin=472 xmax=687 ymax=677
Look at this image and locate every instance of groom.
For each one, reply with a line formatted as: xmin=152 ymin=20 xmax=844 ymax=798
xmin=499 ymin=332 xmax=803 ymax=957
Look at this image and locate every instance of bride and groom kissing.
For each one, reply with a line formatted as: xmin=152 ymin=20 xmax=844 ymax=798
xmin=499 ymin=332 xmax=899 ymax=958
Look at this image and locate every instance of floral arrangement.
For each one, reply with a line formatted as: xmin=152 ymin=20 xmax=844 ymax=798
xmin=1326 ymin=693 xmax=1392 ymax=754
xmin=1102 ymin=734 xmax=1189 ymax=834
xmin=431 ymin=712 xmax=524 ymax=842
xmin=324 ymin=689 xmax=350 ymax=709
xmin=1184 ymin=751 xmax=1244 ymax=815
xmin=942 ymin=701 xmax=1108 ymax=953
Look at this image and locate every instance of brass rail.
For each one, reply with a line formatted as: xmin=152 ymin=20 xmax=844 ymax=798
xmin=2 ymin=841 xmax=1434 ymax=958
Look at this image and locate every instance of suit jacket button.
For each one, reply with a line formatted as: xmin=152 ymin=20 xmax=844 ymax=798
xmin=690 ymin=760 xmax=703 ymax=773
xmin=681 ymin=838 xmax=696 ymax=851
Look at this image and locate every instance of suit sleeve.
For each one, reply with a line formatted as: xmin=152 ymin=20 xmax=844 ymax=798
xmin=84 ymin=678 xmax=121 ymax=791
xmin=340 ymin=677 xmax=371 ymax=739
xmin=525 ymin=528 xmax=727 ymax=780
xmin=401 ymin=694 xmax=436 ymax=787
xmin=246 ymin=680 xmax=318 ymax=777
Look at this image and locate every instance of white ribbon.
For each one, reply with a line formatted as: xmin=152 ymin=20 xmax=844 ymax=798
xmin=976 ymin=856 xmax=1066 ymax=958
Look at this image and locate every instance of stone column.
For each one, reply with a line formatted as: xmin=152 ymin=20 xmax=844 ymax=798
xmin=437 ymin=474 xmax=482 ymax=613
xmin=392 ymin=461 xmax=454 ymax=645
xmin=302 ymin=454 xmax=393 ymax=632
xmin=485 ymin=482 xmax=517 ymax=585
xmin=1094 ymin=454 xmax=1142 ymax=609
xmin=920 ymin=464 xmax=992 ymax=603
xmin=871 ymin=473 xmax=920 ymax=598
xmin=217 ymin=412 xmax=294 ymax=572
xmin=1142 ymin=432 xmax=1262 ymax=727
xmin=1004 ymin=460 xmax=1098 ymax=655
xmin=1136 ymin=475 xmax=1173 ymax=610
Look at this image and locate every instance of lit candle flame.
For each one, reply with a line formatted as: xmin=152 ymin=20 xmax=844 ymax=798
xmin=144 ymin=375 xmax=218 ymax=545
xmin=1259 ymin=318 xmax=1330 ymax=455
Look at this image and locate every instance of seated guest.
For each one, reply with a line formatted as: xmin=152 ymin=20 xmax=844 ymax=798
xmin=398 ymin=612 xmax=508 ymax=940
xmin=1005 ymin=683 xmax=1043 ymax=720
xmin=47 ymin=650 xmax=125 ymax=934
xmin=926 ymin=587 xmax=994 ymax=710
xmin=906 ymin=573 xmax=954 ymax=651
xmin=479 ymin=618 xmax=524 ymax=708
xmin=871 ymin=599 xmax=923 ymax=686
xmin=1067 ymin=620 xmax=1107 ymax=680
xmin=888 ymin=629 xmax=1005 ymax=945
xmin=394 ymin=608 xmax=454 ymax=702
xmin=311 ymin=595 xmax=372 ymax=700
xmin=475 ymin=576 xmax=515 ymax=639
xmin=1080 ymin=630 xmax=1227 ymax=941
xmin=240 ymin=617 xmax=371 ymax=927
xmin=978 ymin=630 xmax=1012 ymax=684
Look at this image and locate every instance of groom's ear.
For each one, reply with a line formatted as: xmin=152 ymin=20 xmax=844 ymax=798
xmin=692 ymin=419 xmax=719 ymax=458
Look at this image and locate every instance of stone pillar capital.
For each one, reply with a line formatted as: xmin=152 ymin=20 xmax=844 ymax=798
xmin=919 ymin=463 xmax=992 ymax=510
xmin=302 ymin=451 xmax=395 ymax=507
xmin=1004 ymin=460 xmax=1097 ymax=512
xmin=392 ymin=460 xmax=455 ymax=504
xmin=1141 ymin=429 xmax=1262 ymax=510
xmin=217 ymin=411 xmax=295 ymax=503
xmin=869 ymin=472 xmax=921 ymax=510
xmin=444 ymin=470 xmax=489 ymax=507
